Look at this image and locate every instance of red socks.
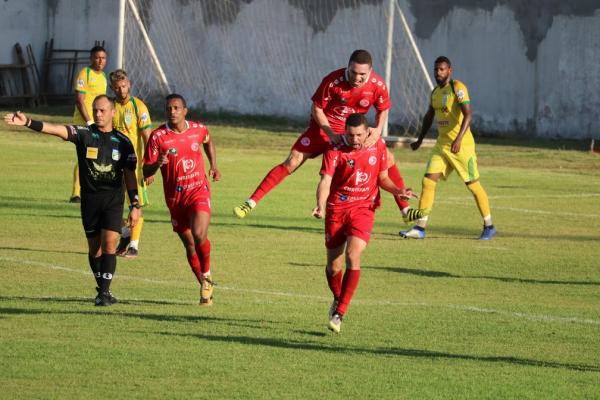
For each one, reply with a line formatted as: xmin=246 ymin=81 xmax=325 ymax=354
xmin=387 ymin=164 xmax=409 ymax=210
xmin=325 ymin=267 xmax=343 ymax=300
xmin=250 ymin=164 xmax=291 ymax=203
xmin=195 ymin=239 xmax=211 ymax=274
xmin=186 ymin=253 xmax=202 ymax=283
xmin=336 ymin=269 xmax=361 ymax=316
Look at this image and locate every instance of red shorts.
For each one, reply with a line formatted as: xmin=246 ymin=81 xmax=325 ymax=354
xmin=168 ymin=196 xmax=211 ymax=233
xmin=292 ymin=125 xmax=338 ymax=156
xmin=325 ymin=207 xmax=375 ymax=249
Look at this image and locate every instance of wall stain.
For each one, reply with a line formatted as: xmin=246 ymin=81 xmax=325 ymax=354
xmin=407 ymin=0 xmax=600 ymax=61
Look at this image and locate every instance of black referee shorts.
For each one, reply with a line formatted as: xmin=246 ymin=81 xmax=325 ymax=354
xmin=81 ymin=190 xmax=125 ymax=238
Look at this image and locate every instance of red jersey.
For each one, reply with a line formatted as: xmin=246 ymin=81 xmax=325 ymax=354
xmin=144 ymin=121 xmax=211 ymax=208
xmin=310 ymin=68 xmax=392 ymax=134
xmin=320 ymin=138 xmax=388 ymax=211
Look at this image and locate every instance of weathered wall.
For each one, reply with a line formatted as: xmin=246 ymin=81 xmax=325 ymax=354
xmin=1 ymin=0 xmax=599 ymax=138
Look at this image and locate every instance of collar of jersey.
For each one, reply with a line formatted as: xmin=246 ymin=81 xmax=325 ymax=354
xmin=166 ymin=120 xmax=189 ymax=133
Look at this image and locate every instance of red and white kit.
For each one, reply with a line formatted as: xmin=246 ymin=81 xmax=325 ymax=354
xmin=320 ymin=138 xmax=388 ymax=248
xmin=144 ymin=121 xmax=211 ymax=232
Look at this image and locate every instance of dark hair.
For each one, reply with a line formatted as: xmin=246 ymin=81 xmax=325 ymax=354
xmin=345 ymin=113 xmax=368 ymax=128
xmin=90 ymin=46 xmax=107 ymax=56
xmin=434 ymin=56 xmax=451 ymax=67
xmin=93 ymin=94 xmax=114 ymax=107
xmin=348 ymin=49 xmax=372 ymax=67
xmin=166 ymin=93 xmax=187 ymax=108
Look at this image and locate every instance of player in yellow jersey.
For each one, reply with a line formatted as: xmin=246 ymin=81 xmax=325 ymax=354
xmin=402 ymin=56 xmax=496 ymax=240
xmin=109 ymin=69 xmax=153 ymax=258
xmin=70 ymin=46 xmax=108 ymax=203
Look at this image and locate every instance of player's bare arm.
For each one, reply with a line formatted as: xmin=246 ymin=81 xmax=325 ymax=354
xmin=143 ymin=150 xmax=169 ymax=178
xmin=365 ymin=109 xmax=388 ymax=147
xmin=75 ymin=92 xmax=92 ymax=124
xmin=312 ymin=173 xmax=332 ymax=219
xmin=203 ymin=137 xmax=221 ymax=182
xmin=311 ymin=103 xmax=341 ymax=145
xmin=3 ymin=111 xmax=69 ymax=140
xmin=378 ymin=170 xmax=416 ymax=200
xmin=451 ymin=102 xmax=472 ymax=154
xmin=124 ymin=168 xmax=141 ymax=227
xmin=411 ymin=105 xmax=435 ymax=151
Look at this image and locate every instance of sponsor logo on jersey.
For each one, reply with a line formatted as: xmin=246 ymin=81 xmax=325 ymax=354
xmin=300 ymin=136 xmax=311 ymax=147
xmin=177 ymin=158 xmax=196 ymax=173
xmin=359 ymin=98 xmax=370 ymax=108
xmin=371 ymin=78 xmax=377 ymax=83
xmin=191 ymin=143 xmax=200 ymax=152
xmin=110 ymin=136 xmax=120 ymax=143
xmin=86 ymin=147 xmax=98 ymax=159
xmin=354 ymin=170 xmax=370 ymax=186
xmin=125 ymin=111 xmax=133 ymax=125
xmin=176 ymin=185 xmax=183 ymax=192
xmin=377 ymin=81 xmax=383 ymax=86
xmin=339 ymin=194 xmax=348 ymax=202
xmin=332 ymin=106 xmax=356 ymax=116
xmin=348 ymin=159 xmax=355 ymax=168
xmin=368 ymin=156 xmax=377 ymax=166
xmin=112 ymin=149 xmax=121 ymax=161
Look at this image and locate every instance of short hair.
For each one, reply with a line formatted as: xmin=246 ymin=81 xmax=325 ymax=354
xmin=93 ymin=94 xmax=114 ymax=108
xmin=165 ymin=93 xmax=187 ymax=108
xmin=90 ymin=45 xmax=107 ymax=56
xmin=348 ymin=49 xmax=372 ymax=67
xmin=109 ymin=69 xmax=129 ymax=85
xmin=434 ymin=56 xmax=451 ymax=67
xmin=345 ymin=113 xmax=368 ymax=128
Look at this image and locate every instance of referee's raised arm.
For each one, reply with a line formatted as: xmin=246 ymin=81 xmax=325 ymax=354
xmin=3 ymin=111 xmax=69 ymax=140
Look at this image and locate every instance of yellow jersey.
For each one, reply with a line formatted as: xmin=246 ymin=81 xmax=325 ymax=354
xmin=431 ymin=79 xmax=474 ymax=147
xmin=113 ymin=96 xmax=152 ymax=171
xmin=72 ymin=66 xmax=107 ymax=124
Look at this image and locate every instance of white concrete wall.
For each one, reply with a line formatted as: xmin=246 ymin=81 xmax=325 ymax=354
xmin=1 ymin=0 xmax=599 ymax=138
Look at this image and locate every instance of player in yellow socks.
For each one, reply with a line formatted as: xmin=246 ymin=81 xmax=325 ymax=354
xmin=109 ymin=69 xmax=154 ymax=257
xmin=402 ymin=56 xmax=496 ymax=240
xmin=70 ymin=46 xmax=108 ymax=203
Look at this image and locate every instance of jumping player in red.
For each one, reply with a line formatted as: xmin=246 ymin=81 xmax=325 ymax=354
xmin=143 ymin=94 xmax=220 ymax=305
xmin=312 ymin=113 xmax=415 ymax=333
xmin=234 ymin=49 xmax=427 ymax=225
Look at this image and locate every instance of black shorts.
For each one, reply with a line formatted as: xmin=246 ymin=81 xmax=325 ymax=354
xmin=81 ymin=190 xmax=124 ymax=238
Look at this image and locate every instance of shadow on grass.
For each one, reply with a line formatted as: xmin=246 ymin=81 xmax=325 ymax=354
xmin=287 ymin=262 xmax=599 ymax=286
xmin=0 ymin=301 xmax=282 ymax=330
xmin=156 ymin=331 xmax=600 ymax=373
xmin=367 ymin=266 xmax=600 ymax=286
xmin=0 ymin=246 xmax=87 ymax=256
xmin=212 ymin=220 xmax=322 ymax=234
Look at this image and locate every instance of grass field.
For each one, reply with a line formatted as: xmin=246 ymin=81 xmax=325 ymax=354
xmin=1 ymin=106 xmax=599 ymax=399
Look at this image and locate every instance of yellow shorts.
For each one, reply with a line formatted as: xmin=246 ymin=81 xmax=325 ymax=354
xmin=425 ymin=144 xmax=480 ymax=183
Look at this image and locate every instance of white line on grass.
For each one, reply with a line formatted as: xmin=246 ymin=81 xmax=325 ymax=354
xmin=2 ymin=256 xmax=599 ymax=326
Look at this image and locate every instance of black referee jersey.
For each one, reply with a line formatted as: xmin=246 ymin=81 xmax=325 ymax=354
xmin=65 ymin=124 xmax=137 ymax=193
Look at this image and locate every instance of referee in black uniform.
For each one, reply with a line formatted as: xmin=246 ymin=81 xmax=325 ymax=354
xmin=3 ymin=95 xmax=141 ymax=306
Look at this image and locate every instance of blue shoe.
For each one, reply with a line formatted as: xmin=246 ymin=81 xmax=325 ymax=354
xmin=399 ymin=226 xmax=426 ymax=239
xmin=479 ymin=225 xmax=497 ymax=240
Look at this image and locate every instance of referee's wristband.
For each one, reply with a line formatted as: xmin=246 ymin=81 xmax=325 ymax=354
xmin=27 ymin=119 xmax=43 ymax=132
xmin=127 ymin=189 xmax=139 ymax=205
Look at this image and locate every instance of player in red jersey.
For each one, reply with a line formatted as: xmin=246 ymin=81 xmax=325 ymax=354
xmin=234 ymin=49 xmax=427 ymax=225
xmin=312 ymin=113 xmax=415 ymax=333
xmin=143 ymin=94 xmax=220 ymax=305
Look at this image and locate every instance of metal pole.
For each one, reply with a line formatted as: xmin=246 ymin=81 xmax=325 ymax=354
xmin=116 ymin=0 xmax=126 ymax=69
xmin=395 ymin=0 xmax=434 ymax=91
xmin=127 ymin=0 xmax=171 ymax=95
xmin=382 ymin=0 xmax=395 ymax=138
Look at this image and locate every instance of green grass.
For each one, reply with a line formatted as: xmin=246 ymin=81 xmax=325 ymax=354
xmin=1 ymin=107 xmax=599 ymax=399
